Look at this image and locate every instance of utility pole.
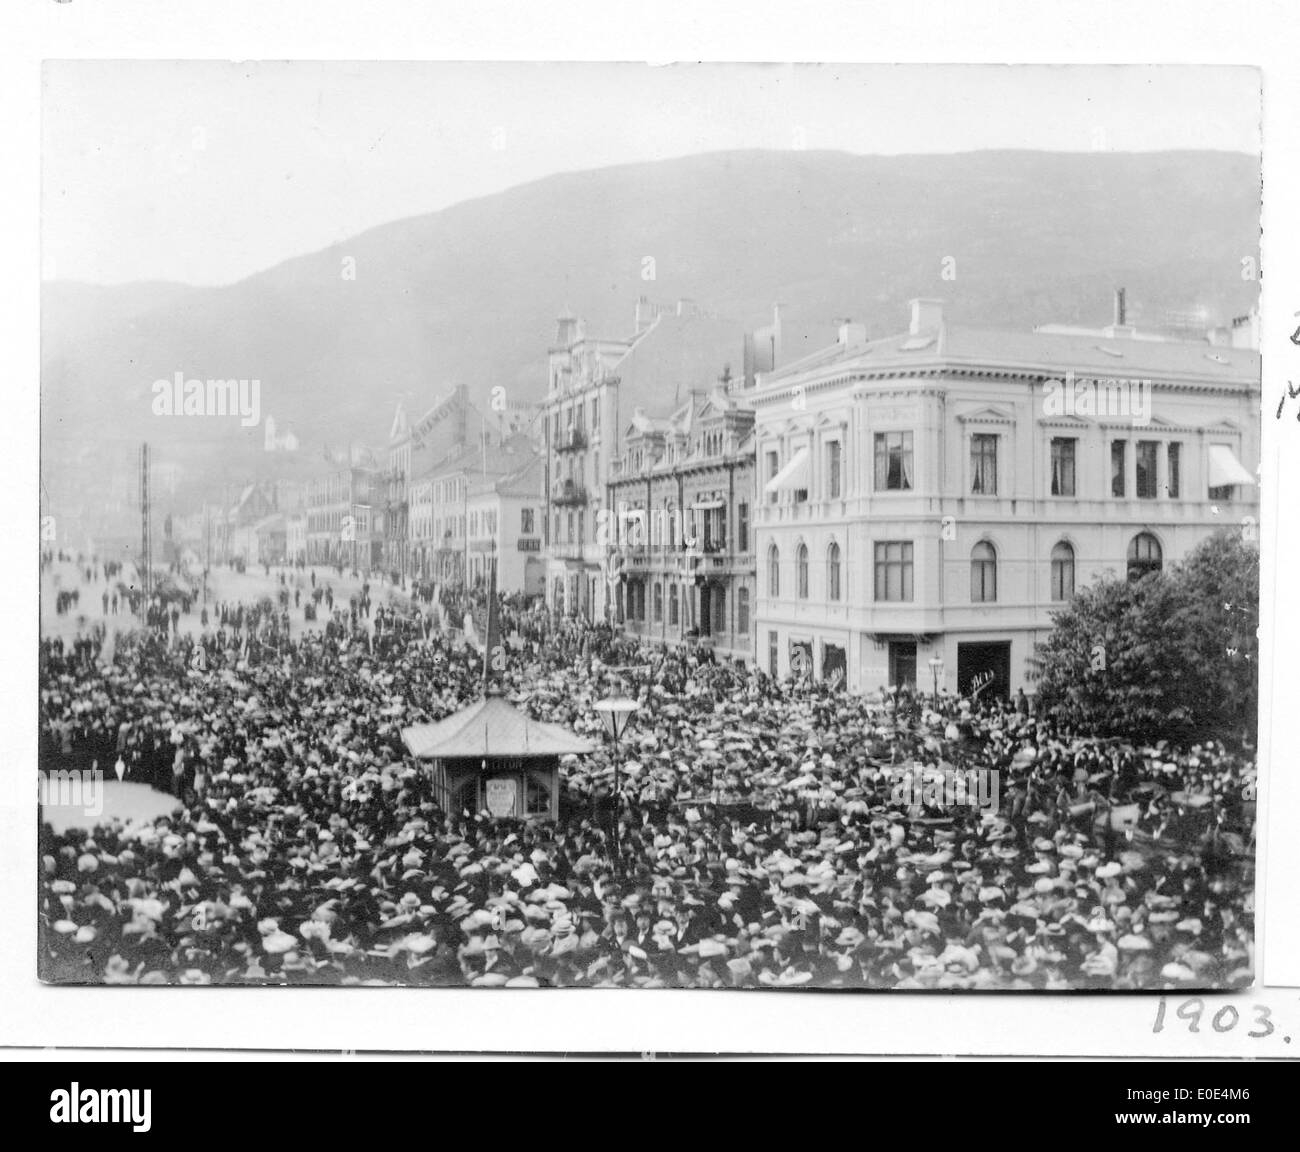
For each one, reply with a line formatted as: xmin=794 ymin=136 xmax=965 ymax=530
xmin=139 ymin=442 xmax=152 ymax=611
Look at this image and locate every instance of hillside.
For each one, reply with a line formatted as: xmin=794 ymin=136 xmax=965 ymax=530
xmin=41 ymin=148 xmax=1261 ymax=510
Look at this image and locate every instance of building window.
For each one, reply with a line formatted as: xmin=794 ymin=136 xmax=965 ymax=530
xmin=591 ymin=396 xmax=600 ymax=429
xmin=970 ymin=541 xmax=998 ymax=603
xmin=707 ymin=507 xmax=726 ymax=551
xmin=766 ymin=451 xmax=780 ymax=504
xmin=826 ymin=440 xmax=842 ymax=499
xmin=767 ymin=545 xmax=780 ymax=598
xmin=1050 ymin=437 xmax=1076 ymax=497
xmin=970 ymin=433 xmax=998 ymax=495
xmin=768 ymin=630 xmax=779 ymax=677
xmin=1136 ymin=441 xmax=1158 ymax=499
xmin=1111 ymin=440 xmax=1127 ymax=497
xmin=827 ymin=541 xmax=842 ymax=602
xmin=796 ymin=544 xmax=809 ymax=598
xmin=1050 ymin=541 xmax=1075 ymax=601
xmin=873 ymin=541 xmax=914 ymax=602
xmin=669 ymin=582 xmax=679 ymax=626
xmin=521 ymin=508 xmax=534 ymax=535
xmin=567 ymin=512 xmax=575 ymax=542
xmin=738 ymin=586 xmax=750 ymax=634
xmin=1127 ymin=533 xmax=1163 ymax=582
xmin=525 ymin=773 xmax=552 ymax=818
xmin=874 ymin=432 xmax=914 ymax=491
xmin=1167 ymin=442 xmax=1181 ymax=499
xmin=737 ymin=502 xmax=750 ymax=552
xmin=653 ymin=581 xmax=663 ymax=623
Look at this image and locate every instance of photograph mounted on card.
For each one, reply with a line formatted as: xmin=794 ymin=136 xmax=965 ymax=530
xmin=38 ymin=61 xmax=1259 ymax=991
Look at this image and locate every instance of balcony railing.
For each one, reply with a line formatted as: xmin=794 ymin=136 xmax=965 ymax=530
xmin=552 ymin=481 xmax=589 ymax=507
xmin=555 ymin=428 xmax=588 ymax=453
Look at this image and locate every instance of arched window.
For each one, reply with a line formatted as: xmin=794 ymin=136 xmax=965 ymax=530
xmin=1127 ymin=533 xmax=1162 ymax=582
xmin=827 ymin=541 xmax=842 ymax=601
xmin=1050 ymin=541 xmax=1075 ymax=601
xmin=796 ymin=543 xmax=809 ymax=599
xmin=971 ymin=541 xmax=997 ymax=603
xmin=767 ymin=545 xmax=780 ymax=598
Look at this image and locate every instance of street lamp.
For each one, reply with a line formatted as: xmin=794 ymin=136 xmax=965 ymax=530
xmin=928 ymin=656 xmax=945 ymax=707
xmin=594 ymin=696 xmax=639 ymax=879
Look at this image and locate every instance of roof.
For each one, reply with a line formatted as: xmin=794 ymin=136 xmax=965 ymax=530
xmin=761 ymin=321 xmax=1260 ymax=391
xmin=612 ymin=311 xmax=748 ymax=420
xmin=487 ymin=453 xmax=544 ymax=500
xmin=421 ymin=433 xmax=535 ymax=484
xmin=402 ymin=694 xmax=596 ymax=760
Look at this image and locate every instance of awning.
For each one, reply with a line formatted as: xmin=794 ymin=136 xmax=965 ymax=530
xmin=403 ymin=694 xmax=595 ymax=760
xmin=1207 ymin=444 xmax=1255 ymax=488
xmin=763 ymin=447 xmax=809 ymax=494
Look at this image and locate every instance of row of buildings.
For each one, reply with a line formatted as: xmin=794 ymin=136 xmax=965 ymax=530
xmin=174 ymin=386 xmax=547 ymax=597
xmin=539 ymin=292 xmax=1260 ymax=699
xmin=173 ymin=288 xmax=1259 ymax=701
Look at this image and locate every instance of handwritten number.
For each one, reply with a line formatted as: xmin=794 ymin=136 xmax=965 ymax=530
xmin=1158 ymin=998 xmax=1278 ymax=1039
xmin=1175 ymin=997 xmax=1204 ymax=1032
xmin=1247 ymin=1004 xmax=1274 ymax=1038
xmin=1211 ymin=1005 xmax=1239 ymax=1033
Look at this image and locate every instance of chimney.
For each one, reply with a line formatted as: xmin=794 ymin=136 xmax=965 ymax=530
xmin=838 ymin=320 xmax=867 ymax=345
xmin=909 ymin=298 xmax=944 ymax=335
xmin=1113 ymin=288 xmax=1127 ymax=328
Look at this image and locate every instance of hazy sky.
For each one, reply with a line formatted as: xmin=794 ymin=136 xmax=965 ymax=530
xmin=43 ymin=62 xmax=1260 ymax=286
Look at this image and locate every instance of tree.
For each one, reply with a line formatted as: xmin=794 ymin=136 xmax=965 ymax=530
xmin=1168 ymin=529 xmax=1259 ymax=739
xmin=1033 ymin=530 xmax=1258 ymax=745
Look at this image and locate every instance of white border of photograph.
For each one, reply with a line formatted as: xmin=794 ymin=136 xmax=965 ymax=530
xmin=2 ymin=0 xmax=1298 ymax=1056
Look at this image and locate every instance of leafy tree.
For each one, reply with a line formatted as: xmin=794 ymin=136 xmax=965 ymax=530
xmin=1033 ymin=530 xmax=1257 ymax=745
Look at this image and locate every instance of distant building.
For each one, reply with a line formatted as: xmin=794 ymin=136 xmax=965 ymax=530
xmin=254 ymin=513 xmax=287 ymax=564
xmin=382 ymin=387 xmax=497 ymax=577
xmin=751 ymin=296 xmax=1260 ymax=698
xmin=608 ymin=380 xmax=757 ymax=661
xmin=305 ymin=461 xmax=378 ymax=570
xmin=263 ymin=415 xmax=300 ymax=453
xmin=410 ymin=433 xmax=537 ymax=588
xmin=542 ymin=297 xmax=751 ymax=622
xmin=466 ymin=452 xmax=545 ymax=596
xmin=286 ymin=512 xmax=307 ymax=564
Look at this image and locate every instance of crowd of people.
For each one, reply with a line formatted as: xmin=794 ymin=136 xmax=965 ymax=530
xmin=39 ymin=559 xmax=1255 ymax=990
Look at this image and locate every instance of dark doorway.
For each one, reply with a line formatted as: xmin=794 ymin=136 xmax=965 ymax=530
xmin=957 ymin=641 xmax=1012 ymax=703
xmin=822 ymin=643 xmax=847 ymax=685
xmin=888 ymin=641 xmax=917 ymax=689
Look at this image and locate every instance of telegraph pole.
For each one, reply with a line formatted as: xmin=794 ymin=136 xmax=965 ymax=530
xmin=139 ymin=442 xmax=152 ymax=611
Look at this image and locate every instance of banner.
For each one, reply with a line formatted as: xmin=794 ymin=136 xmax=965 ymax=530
xmin=409 ymin=390 xmax=462 ymax=448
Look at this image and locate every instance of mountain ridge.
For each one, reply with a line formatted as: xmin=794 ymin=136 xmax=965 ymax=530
xmin=41 ymin=147 xmax=1261 ymax=514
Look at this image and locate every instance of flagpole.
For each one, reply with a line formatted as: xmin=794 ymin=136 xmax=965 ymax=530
xmin=482 ymin=555 xmax=498 ymax=694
